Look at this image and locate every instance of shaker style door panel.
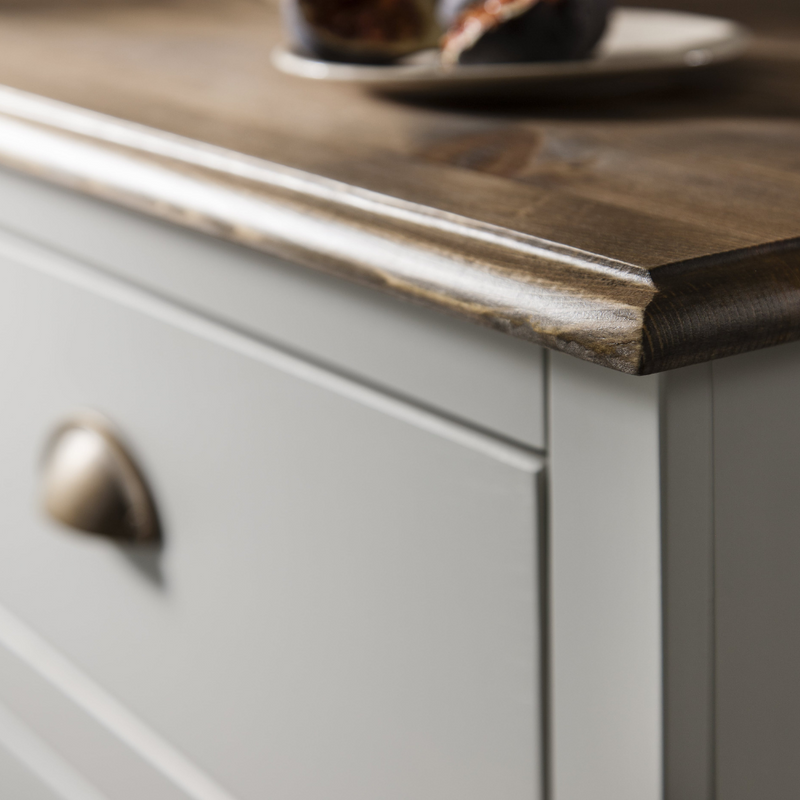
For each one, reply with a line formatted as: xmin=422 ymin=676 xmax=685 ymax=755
xmin=0 ymin=701 xmax=104 ymax=800
xmin=0 ymin=741 xmax=71 ymax=800
xmin=0 ymin=738 xmax=72 ymax=800
xmin=0 ymin=605 xmax=206 ymax=800
xmin=0 ymin=232 xmax=544 ymax=800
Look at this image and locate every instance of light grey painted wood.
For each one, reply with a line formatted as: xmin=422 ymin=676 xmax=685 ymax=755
xmin=0 ymin=166 xmax=545 ymax=450
xmin=0 ymin=605 xmax=228 ymax=800
xmin=0 ymin=229 xmax=544 ymax=800
xmin=713 ymin=341 xmax=800 ymax=800
xmin=0 ymin=745 xmax=59 ymax=800
xmin=0 ymin=704 xmax=104 ymax=800
xmin=660 ymin=364 xmax=715 ymax=800
xmin=548 ymin=352 xmax=662 ymax=800
xmin=0 ymin=744 xmax=66 ymax=800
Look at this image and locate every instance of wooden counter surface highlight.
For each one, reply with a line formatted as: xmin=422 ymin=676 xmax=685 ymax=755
xmin=0 ymin=0 xmax=797 ymax=374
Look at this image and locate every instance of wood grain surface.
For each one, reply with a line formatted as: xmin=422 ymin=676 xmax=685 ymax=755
xmin=0 ymin=0 xmax=796 ymax=373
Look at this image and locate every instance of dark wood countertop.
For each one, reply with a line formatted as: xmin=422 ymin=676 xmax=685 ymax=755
xmin=0 ymin=0 xmax=797 ymax=373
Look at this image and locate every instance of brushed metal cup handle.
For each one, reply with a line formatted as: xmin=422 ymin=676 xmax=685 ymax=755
xmin=41 ymin=413 xmax=160 ymax=543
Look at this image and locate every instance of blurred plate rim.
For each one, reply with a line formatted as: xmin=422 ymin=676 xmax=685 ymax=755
xmin=270 ymin=7 xmax=751 ymax=91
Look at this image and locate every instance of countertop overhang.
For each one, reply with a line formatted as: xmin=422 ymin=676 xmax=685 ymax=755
xmin=0 ymin=0 xmax=798 ymax=375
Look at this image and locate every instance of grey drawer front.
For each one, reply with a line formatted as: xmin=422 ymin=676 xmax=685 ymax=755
xmin=0 ymin=167 xmax=545 ymax=450
xmin=0 ymin=746 xmax=66 ymax=800
xmin=0 ymin=699 xmax=106 ymax=800
xmin=0 ymin=708 xmax=94 ymax=800
xmin=0 ymin=604 xmax=231 ymax=800
xmin=0 ymin=744 xmax=60 ymax=800
xmin=0 ymin=232 xmax=544 ymax=800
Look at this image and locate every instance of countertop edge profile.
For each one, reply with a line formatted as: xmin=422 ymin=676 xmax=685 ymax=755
xmin=0 ymin=85 xmax=796 ymax=376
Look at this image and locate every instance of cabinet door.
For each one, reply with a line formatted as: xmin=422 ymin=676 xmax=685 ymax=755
xmin=0 ymin=702 xmax=104 ymax=800
xmin=0 ymin=744 xmax=71 ymax=800
xmin=0 ymin=739 xmax=72 ymax=800
xmin=0 ymin=231 xmax=544 ymax=800
xmin=0 ymin=748 xmax=62 ymax=800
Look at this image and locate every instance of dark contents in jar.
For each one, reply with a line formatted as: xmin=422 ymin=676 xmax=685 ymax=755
xmin=280 ymin=0 xmax=613 ymax=65
xmin=283 ymin=0 xmax=439 ymax=62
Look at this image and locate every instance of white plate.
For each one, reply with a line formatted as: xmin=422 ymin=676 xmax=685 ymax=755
xmin=271 ymin=7 xmax=750 ymax=95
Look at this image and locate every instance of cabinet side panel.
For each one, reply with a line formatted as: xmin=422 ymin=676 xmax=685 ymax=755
xmin=661 ymin=364 xmax=715 ymax=800
xmin=549 ymin=353 xmax=662 ymax=800
xmin=713 ymin=342 xmax=800 ymax=799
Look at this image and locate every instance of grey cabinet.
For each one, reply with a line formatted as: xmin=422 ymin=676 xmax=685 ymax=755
xmin=0 ymin=706 xmax=98 ymax=800
xmin=0 ymin=165 xmax=797 ymax=800
xmin=0 ymin=230 xmax=544 ymax=800
xmin=0 ymin=746 xmax=67 ymax=800
xmin=713 ymin=344 xmax=800 ymax=800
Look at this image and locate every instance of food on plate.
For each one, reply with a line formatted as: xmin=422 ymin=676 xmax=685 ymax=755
xmin=279 ymin=0 xmax=613 ymax=66
xmin=438 ymin=0 xmax=614 ymax=65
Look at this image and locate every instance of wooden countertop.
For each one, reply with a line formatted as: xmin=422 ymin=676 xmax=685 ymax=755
xmin=0 ymin=0 xmax=797 ymax=373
